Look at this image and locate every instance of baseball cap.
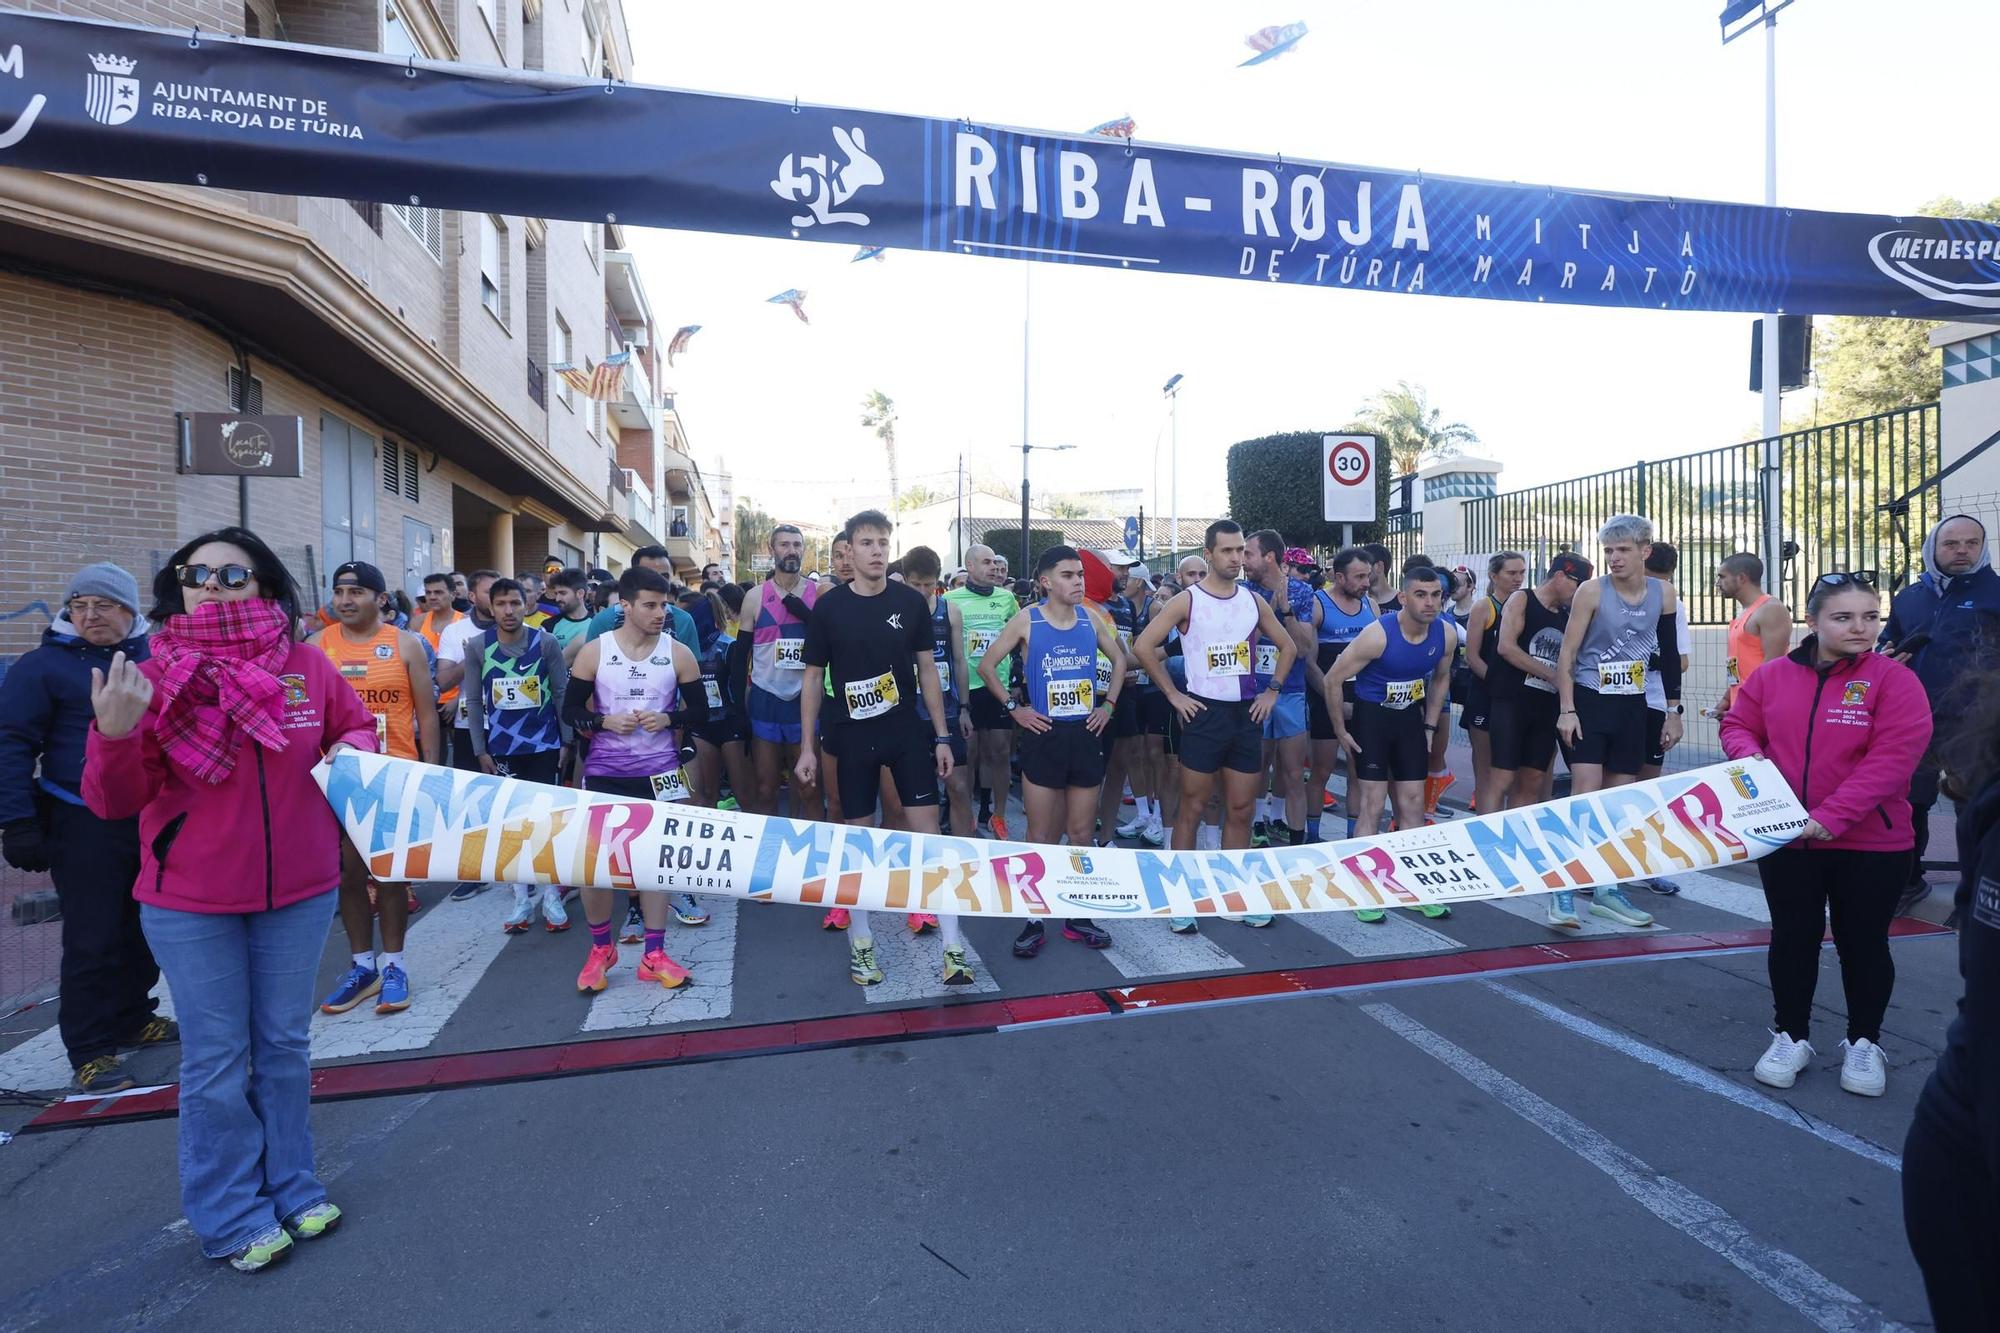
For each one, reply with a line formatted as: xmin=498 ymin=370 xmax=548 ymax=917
xmin=330 ymin=560 xmax=387 ymax=593
xmin=1094 ymin=548 xmax=1140 ymax=570
xmin=1549 ymin=553 xmax=1594 ymax=583
xmin=1283 ymin=546 xmax=1317 ymax=571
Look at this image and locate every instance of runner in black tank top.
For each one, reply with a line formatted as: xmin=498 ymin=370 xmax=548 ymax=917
xmin=1463 ymin=553 xmax=1528 ymax=815
xmin=1481 ymin=554 xmax=1591 ymax=819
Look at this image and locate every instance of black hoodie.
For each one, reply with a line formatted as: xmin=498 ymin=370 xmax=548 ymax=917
xmin=1918 ymin=772 xmax=2000 ymax=1189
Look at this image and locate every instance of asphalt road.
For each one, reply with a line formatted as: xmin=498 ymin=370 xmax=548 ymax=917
xmin=0 ymin=915 xmax=1959 ymax=1332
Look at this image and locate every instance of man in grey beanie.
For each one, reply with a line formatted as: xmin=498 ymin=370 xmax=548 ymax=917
xmin=0 ymin=561 xmax=173 ymax=1092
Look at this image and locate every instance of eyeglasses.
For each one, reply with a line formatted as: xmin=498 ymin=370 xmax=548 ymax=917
xmin=175 ymin=562 xmax=255 ymax=590
xmin=1814 ymin=570 xmax=1878 ymax=591
xmin=67 ymin=597 xmax=124 ymax=619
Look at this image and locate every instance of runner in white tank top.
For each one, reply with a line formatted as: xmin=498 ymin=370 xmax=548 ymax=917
xmin=1131 ymin=523 xmax=1296 ymax=932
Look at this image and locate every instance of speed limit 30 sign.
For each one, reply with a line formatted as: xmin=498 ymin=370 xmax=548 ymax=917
xmin=1322 ymin=434 xmax=1378 ymax=524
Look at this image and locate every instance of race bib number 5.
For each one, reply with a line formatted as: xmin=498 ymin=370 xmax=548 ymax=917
xmin=1046 ymin=678 xmax=1094 ymax=719
xmin=491 ymin=675 xmax=540 ymax=710
xmin=1382 ymin=678 xmax=1425 ymax=710
xmin=844 ymin=671 xmax=900 ymax=720
xmin=1597 ymin=660 xmax=1646 ymax=695
xmin=648 ymin=768 xmax=691 ymax=803
xmin=1205 ymin=642 xmax=1251 ymax=677
xmin=774 ymin=635 xmax=806 ymax=670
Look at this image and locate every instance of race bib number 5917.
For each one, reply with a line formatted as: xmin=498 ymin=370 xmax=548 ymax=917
xmin=1205 ymin=642 xmax=1250 ymax=677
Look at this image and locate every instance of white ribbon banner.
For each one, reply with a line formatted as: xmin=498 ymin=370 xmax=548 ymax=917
xmin=315 ymin=753 xmax=1806 ymax=919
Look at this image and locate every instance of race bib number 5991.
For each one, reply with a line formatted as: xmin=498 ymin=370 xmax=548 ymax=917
xmin=1046 ymin=678 xmax=1094 ymax=718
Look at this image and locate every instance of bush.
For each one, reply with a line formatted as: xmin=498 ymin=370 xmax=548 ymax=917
xmin=1225 ymin=429 xmax=1390 ymax=550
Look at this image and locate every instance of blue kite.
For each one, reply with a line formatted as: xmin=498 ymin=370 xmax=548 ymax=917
xmin=767 ymin=288 xmax=809 ymax=324
xmin=851 ymin=246 xmax=886 ymax=263
xmin=1239 ymin=21 xmax=1308 ymax=66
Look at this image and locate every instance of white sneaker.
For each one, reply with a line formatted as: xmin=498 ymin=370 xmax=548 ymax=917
xmin=1116 ymin=814 xmax=1149 ymax=839
xmin=1141 ymin=820 xmax=1166 ymax=848
xmin=1753 ymin=1030 xmax=1814 ymax=1089
xmin=1588 ymin=885 xmax=1655 ymax=928
xmin=1546 ymin=891 xmax=1582 ymax=930
xmin=1839 ymin=1038 xmax=1887 ymax=1097
xmin=538 ymin=883 xmax=570 ymax=932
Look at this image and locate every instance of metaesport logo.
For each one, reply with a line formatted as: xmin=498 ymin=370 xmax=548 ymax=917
xmin=1868 ymin=230 xmax=2000 ymax=311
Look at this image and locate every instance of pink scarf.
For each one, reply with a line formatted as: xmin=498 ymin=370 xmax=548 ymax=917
xmin=149 ymin=598 xmax=294 ymax=784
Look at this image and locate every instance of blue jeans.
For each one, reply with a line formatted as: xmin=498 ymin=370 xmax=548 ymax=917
xmin=140 ymin=893 xmax=333 ymax=1258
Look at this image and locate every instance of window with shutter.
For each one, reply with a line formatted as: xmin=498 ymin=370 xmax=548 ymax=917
xmin=387 ymin=203 xmax=445 ymax=263
xmin=227 ymin=366 xmax=264 ymax=414
xmin=382 ymin=439 xmax=402 ymax=494
xmin=401 ymin=444 xmax=420 ymax=501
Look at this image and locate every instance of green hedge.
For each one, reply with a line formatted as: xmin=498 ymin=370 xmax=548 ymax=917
xmin=1225 ymin=430 xmax=1390 ymax=551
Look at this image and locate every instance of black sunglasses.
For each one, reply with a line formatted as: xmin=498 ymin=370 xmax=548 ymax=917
xmin=176 ymin=562 xmax=256 ymax=590
xmin=1813 ymin=570 xmax=1878 ymax=591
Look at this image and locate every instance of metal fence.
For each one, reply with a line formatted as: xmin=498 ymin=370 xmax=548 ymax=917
xmin=1382 ymin=509 xmax=1425 ymax=570
xmin=1462 ymin=404 xmax=1940 ymax=624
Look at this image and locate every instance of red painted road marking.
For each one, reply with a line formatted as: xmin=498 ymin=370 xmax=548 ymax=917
xmin=22 ymin=921 xmax=1952 ymax=1134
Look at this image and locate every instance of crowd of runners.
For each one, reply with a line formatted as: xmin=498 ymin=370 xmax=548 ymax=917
xmin=1 ymin=511 xmax=1997 ymax=1308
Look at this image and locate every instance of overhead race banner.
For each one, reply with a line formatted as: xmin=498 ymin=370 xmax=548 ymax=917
xmin=3 ymin=12 xmax=1999 ymax=317
xmin=317 ymin=752 xmax=1806 ymax=919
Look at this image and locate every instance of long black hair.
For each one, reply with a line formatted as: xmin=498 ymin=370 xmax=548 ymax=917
xmin=150 ymin=526 xmax=303 ymax=626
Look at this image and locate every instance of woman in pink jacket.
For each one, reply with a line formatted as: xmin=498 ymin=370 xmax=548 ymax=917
xmin=1720 ymin=571 xmax=1932 ymax=1100
xmin=85 ymin=527 xmax=376 ymax=1274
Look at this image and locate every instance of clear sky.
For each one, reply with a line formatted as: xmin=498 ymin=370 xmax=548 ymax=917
xmin=621 ymin=0 xmax=1998 ymax=528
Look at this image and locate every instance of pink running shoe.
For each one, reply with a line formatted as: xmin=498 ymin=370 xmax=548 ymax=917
xmin=638 ymin=948 xmax=691 ymax=989
xmin=822 ymin=908 xmax=851 ymax=931
xmin=576 ymin=943 xmax=618 ymax=993
xmin=906 ymin=913 xmax=939 ymax=934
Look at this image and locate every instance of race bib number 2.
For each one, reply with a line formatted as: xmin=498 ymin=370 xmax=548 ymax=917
xmin=1046 ymin=678 xmax=1094 ymax=719
xmin=1382 ymin=678 xmax=1425 ymax=711
xmin=1254 ymin=643 xmax=1280 ymax=678
xmin=844 ymin=671 xmax=900 ymax=720
xmin=1597 ymin=660 xmax=1646 ymax=695
xmin=1205 ymin=642 xmax=1251 ymax=677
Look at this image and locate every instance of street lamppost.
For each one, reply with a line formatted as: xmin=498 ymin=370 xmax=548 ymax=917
xmin=1163 ymin=373 xmax=1184 ymax=561
xmin=1020 ymin=441 xmax=1075 ymax=575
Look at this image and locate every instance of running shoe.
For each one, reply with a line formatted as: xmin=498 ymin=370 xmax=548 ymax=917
xmin=848 ymin=939 xmax=883 ymax=986
xmin=1169 ymin=917 xmax=1198 ymax=935
xmin=71 ymin=1055 xmax=134 ymax=1095
xmin=822 ymin=907 xmax=851 ymax=931
xmin=941 ymin=947 xmax=975 ymax=986
xmin=122 ymin=1017 xmax=179 ymax=1047
xmin=620 ymin=900 xmax=645 ymax=944
xmin=576 ymin=943 xmax=618 ymax=992
xmin=447 ymin=881 xmax=486 ymax=902
xmin=1062 ymin=919 xmax=1113 ymax=948
xmin=375 ymin=963 xmax=411 ymax=1014
xmin=503 ymin=884 xmax=535 ymax=934
xmin=1839 ymin=1038 xmax=1886 ymax=1097
xmin=1012 ymin=920 xmax=1046 ymax=958
xmin=227 ymin=1226 xmax=293 ymax=1274
xmin=1322 ymin=789 xmax=1337 ymax=810
xmin=1753 ymin=1031 xmax=1813 ymax=1089
xmin=1414 ymin=903 xmax=1452 ymax=920
xmin=1142 ymin=820 xmax=1166 ymax=848
xmin=319 ymin=963 xmax=380 ymax=1014
xmin=1425 ymin=772 xmax=1456 ymax=813
xmin=670 ymin=893 xmax=710 ymax=926
xmin=1643 ymin=877 xmax=1683 ymax=896
xmin=987 ymin=814 xmax=1010 ymax=840
xmin=1251 ymin=819 xmax=1271 ymax=848
xmin=1589 ymin=886 xmax=1655 ymax=928
xmin=1354 ymin=908 xmax=1387 ymax=924
xmin=540 ymin=884 xmax=571 ymax=931
xmin=281 ymin=1202 xmax=343 ymax=1241
xmin=1241 ymin=914 xmax=1274 ymax=928
xmin=639 ymin=948 xmax=691 ymax=989
xmin=1546 ymin=891 xmax=1582 ymax=930
xmin=907 ymin=913 xmax=938 ymax=934
xmin=717 ymin=794 xmax=740 ymax=812
xmin=1116 ymin=813 xmax=1150 ymax=839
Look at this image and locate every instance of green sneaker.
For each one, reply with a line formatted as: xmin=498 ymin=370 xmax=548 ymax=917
xmin=1355 ymin=908 xmax=1388 ymax=924
xmin=282 ymin=1202 xmax=342 ymax=1241
xmin=941 ymin=947 xmax=974 ymax=986
xmin=1590 ymin=885 xmax=1655 ymax=928
xmin=1415 ymin=903 xmax=1451 ymax=919
xmin=849 ymin=940 xmax=883 ymax=986
xmin=1546 ymin=891 xmax=1582 ymax=930
xmin=226 ymin=1226 xmax=293 ymax=1273
xmin=1250 ymin=819 xmax=1271 ymax=848
xmin=717 ymin=794 xmax=740 ymax=812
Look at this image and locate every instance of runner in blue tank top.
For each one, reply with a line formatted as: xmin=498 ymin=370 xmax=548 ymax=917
xmin=1322 ymin=565 xmax=1458 ymax=924
xmin=979 ymin=545 xmax=1128 ymax=957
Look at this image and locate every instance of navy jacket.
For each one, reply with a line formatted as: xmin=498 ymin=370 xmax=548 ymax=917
xmin=1882 ymin=565 xmax=2000 ymax=714
xmin=0 ymin=618 xmax=151 ymax=824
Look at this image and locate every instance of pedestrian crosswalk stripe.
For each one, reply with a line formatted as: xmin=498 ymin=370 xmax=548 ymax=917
xmin=1289 ymin=909 xmax=1462 ymax=957
xmin=1668 ymin=870 xmax=1771 ymax=924
xmin=583 ymin=895 xmax=739 ymax=1030
xmin=860 ymin=918 xmax=1000 ymax=1004
xmin=1098 ymin=920 xmax=1246 ymax=978
xmin=310 ymin=888 xmax=514 ymax=1060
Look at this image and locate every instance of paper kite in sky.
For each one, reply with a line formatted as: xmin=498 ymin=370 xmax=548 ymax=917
xmin=851 ymin=246 xmax=886 ymax=263
xmin=665 ymin=324 xmax=701 ymax=366
xmin=1087 ymin=117 xmax=1136 ymax=140
xmin=1239 ymin=21 xmax=1308 ymax=66
xmin=767 ymin=289 xmax=810 ymax=324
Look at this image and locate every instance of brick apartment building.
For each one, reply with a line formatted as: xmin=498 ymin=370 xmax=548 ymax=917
xmin=0 ymin=0 xmax=726 ymax=661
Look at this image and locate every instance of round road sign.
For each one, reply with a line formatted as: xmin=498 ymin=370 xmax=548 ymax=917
xmin=1328 ymin=439 xmax=1372 ymax=487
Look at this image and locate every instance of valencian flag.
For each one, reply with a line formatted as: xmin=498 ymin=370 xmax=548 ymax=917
xmin=767 ymin=288 xmax=810 ymax=324
xmin=1087 ymin=117 xmax=1136 ymax=140
xmin=665 ymin=324 xmax=701 ymax=366
xmin=551 ymin=349 xmax=628 ymax=400
xmin=1239 ymin=21 xmax=1308 ymax=65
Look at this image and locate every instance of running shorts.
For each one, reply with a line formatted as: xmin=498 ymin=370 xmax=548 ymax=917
xmin=1487 ymin=692 xmax=1561 ymax=773
xmin=747 ymin=686 xmax=803 ymax=746
xmin=1178 ymin=698 xmax=1263 ymax=776
xmin=1019 ymin=722 xmax=1109 ymax=790
xmin=1568 ymin=687 xmax=1649 ymax=776
xmin=491 ymin=748 xmax=561 ymax=785
xmin=1263 ymin=690 xmax=1308 ymax=741
xmin=830 ymin=718 xmax=940 ymax=819
xmin=968 ymin=687 xmax=1013 ymax=731
xmin=1139 ymin=688 xmax=1172 ymax=737
xmin=1348 ymin=699 xmax=1428 ymax=784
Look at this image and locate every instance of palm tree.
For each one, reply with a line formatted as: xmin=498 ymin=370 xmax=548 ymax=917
xmin=860 ymin=389 xmax=899 ymax=534
xmin=1357 ymin=381 xmax=1480 ymax=476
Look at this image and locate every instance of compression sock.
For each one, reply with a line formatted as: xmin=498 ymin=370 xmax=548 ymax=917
xmin=1306 ymin=818 xmax=1321 ymax=841
xmin=644 ymin=928 xmax=666 ymax=956
xmin=588 ymin=919 xmax=613 ymax=948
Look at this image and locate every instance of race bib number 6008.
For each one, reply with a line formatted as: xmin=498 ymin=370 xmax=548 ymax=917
xmin=844 ymin=671 xmax=900 ymax=720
